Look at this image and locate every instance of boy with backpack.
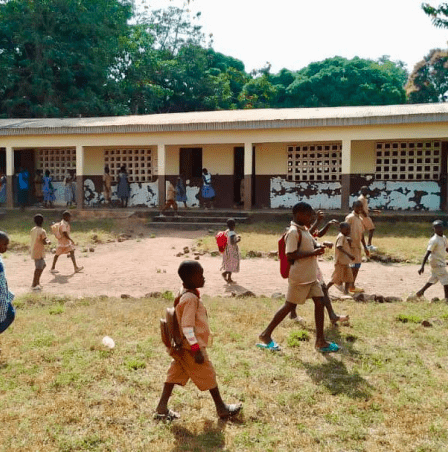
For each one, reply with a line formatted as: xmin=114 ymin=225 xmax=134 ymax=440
xmin=155 ymin=260 xmax=242 ymax=421
xmin=258 ymin=202 xmax=339 ymax=353
xmin=50 ymin=211 xmax=83 ymax=274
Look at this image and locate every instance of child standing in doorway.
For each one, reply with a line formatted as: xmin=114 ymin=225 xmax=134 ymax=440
xmin=50 ymin=211 xmax=83 ymax=274
xmin=221 ymin=218 xmax=241 ymax=284
xmin=413 ymin=220 xmax=448 ymax=299
xmin=30 ymin=214 xmax=51 ymax=291
xmin=155 ymin=260 xmax=242 ymax=421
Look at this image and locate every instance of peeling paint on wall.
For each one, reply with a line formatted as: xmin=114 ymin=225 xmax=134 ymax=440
xmin=270 ymin=177 xmax=341 ymax=209
xmin=349 ymin=181 xmax=440 ymax=211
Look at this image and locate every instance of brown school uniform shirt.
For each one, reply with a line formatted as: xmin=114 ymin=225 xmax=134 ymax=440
xmin=175 ymin=290 xmax=210 ymax=349
xmin=335 ymin=232 xmax=352 ymax=266
xmin=30 ymin=226 xmax=47 ymax=259
xmin=358 ymin=194 xmax=369 ymax=216
xmin=285 ymin=221 xmax=318 ymax=285
xmin=166 ymin=182 xmax=176 ymax=201
xmin=344 ymin=212 xmax=364 ymax=248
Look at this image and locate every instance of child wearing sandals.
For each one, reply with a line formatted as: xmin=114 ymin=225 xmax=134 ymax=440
xmin=221 ymin=218 xmax=241 ymax=284
xmin=289 ymin=210 xmax=349 ymax=326
xmin=257 ymin=202 xmax=339 ymax=353
xmin=155 ymin=260 xmax=242 ymax=421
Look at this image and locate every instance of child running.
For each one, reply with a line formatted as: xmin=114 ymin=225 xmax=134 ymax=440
xmin=0 ymin=232 xmax=15 ymax=353
xmin=414 ymin=220 xmax=448 ymax=299
xmin=50 ymin=211 xmax=83 ymax=274
xmin=160 ymin=180 xmax=178 ymax=216
xmin=221 ymin=218 xmax=241 ymax=284
xmin=327 ymin=222 xmax=355 ymax=295
xmin=30 ymin=214 xmax=51 ymax=291
xmin=258 ymin=202 xmax=339 ymax=353
xmin=345 ymin=200 xmax=370 ymax=293
xmin=155 ymin=260 xmax=242 ymax=421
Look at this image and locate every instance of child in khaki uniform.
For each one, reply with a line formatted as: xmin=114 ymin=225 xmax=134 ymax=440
xmin=30 ymin=214 xmax=51 ymax=290
xmin=327 ymin=222 xmax=355 ymax=294
xmin=155 ymin=260 xmax=242 ymax=421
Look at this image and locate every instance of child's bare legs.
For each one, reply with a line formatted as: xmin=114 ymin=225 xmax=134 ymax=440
xmin=416 ymin=283 xmax=433 ymax=297
xmin=259 ymin=301 xmax=296 ymax=344
xmin=367 ymin=228 xmax=375 ymax=247
xmin=351 ymin=266 xmax=360 ymax=285
xmin=32 ymin=268 xmax=44 ymax=288
xmin=69 ymin=250 xmax=83 ymax=272
xmin=155 ymin=382 xmax=179 ymax=418
xmin=221 ymin=271 xmax=230 ymax=282
xmin=312 ymin=296 xmax=330 ymax=349
xmin=209 ymin=386 xmax=242 ymax=418
xmin=321 ymin=283 xmax=349 ymax=324
xmin=51 ymin=254 xmax=59 ymax=271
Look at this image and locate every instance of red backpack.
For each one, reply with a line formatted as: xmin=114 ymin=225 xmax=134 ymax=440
xmin=278 ymin=227 xmax=302 ymax=278
xmin=215 ymin=231 xmax=228 ymax=253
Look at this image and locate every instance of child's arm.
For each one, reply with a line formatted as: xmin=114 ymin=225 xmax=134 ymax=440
xmin=361 ymin=235 xmax=370 ymax=257
xmin=287 ymin=245 xmax=325 ymax=261
xmin=308 ymin=210 xmax=325 ymax=235
xmin=418 ymin=250 xmax=431 ymax=275
xmin=316 ymin=219 xmax=339 ymax=237
xmin=337 ymin=245 xmax=355 ymax=260
xmin=182 ymin=327 xmax=204 ymax=364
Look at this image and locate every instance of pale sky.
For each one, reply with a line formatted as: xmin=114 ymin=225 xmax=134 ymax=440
xmin=144 ymin=0 xmax=448 ymax=74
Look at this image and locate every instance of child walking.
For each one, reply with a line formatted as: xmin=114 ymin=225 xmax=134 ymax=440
xmin=30 ymin=214 xmax=51 ymax=291
xmin=358 ymin=186 xmax=381 ymax=251
xmin=327 ymin=222 xmax=355 ymax=295
xmin=221 ymin=218 xmax=241 ymax=284
xmin=160 ymin=180 xmax=178 ymax=215
xmin=258 ymin=202 xmax=339 ymax=353
xmin=155 ymin=260 xmax=242 ymax=421
xmin=50 ymin=211 xmax=83 ymax=274
xmin=414 ymin=220 xmax=448 ymax=299
xmin=0 ymin=232 xmax=15 ymax=353
xmin=345 ymin=200 xmax=370 ymax=293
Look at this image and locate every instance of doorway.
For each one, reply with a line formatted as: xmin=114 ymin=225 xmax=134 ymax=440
xmin=179 ymin=148 xmax=203 ymax=181
xmin=233 ymin=146 xmax=256 ymax=207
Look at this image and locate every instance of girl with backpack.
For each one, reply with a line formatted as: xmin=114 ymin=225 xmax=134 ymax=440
xmin=220 ymin=218 xmax=241 ymax=284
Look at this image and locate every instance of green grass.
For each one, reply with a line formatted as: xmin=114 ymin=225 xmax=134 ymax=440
xmin=1 ymin=293 xmax=448 ymax=451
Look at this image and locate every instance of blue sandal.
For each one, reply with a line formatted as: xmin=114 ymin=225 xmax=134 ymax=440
xmin=256 ymin=340 xmax=281 ymax=351
xmin=317 ymin=342 xmax=340 ymax=353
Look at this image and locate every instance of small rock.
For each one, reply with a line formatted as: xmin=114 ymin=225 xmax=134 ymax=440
xmin=176 ymin=252 xmax=183 ymax=257
xmin=271 ymin=292 xmax=284 ymax=299
xmin=352 ymin=293 xmax=365 ymax=302
xmin=89 ymin=247 xmax=95 ymax=252
xmin=121 ymin=294 xmax=131 ymax=299
xmin=429 ymin=317 xmax=443 ymax=325
xmin=363 ymin=294 xmax=376 ymax=302
xmin=210 ymin=251 xmax=219 ymax=257
xmin=431 ymin=297 xmax=440 ymax=303
xmin=236 ymin=290 xmax=256 ymax=298
xmin=421 ymin=320 xmax=432 ymax=327
xmin=385 ymin=296 xmax=402 ymax=303
xmin=194 ymin=256 xmax=200 ymax=260
xmin=268 ymin=251 xmax=278 ymax=258
xmin=183 ymin=247 xmax=190 ymax=254
xmin=375 ymin=295 xmax=385 ymax=303
xmin=145 ymin=292 xmax=162 ymax=298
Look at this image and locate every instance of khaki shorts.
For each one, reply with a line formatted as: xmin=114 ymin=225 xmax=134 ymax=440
xmin=428 ymin=266 xmax=448 ymax=286
xmin=286 ymin=280 xmax=323 ymax=305
xmin=166 ymin=348 xmax=217 ymax=391
xmin=361 ymin=216 xmax=375 ymax=230
xmin=331 ymin=263 xmax=354 ymax=285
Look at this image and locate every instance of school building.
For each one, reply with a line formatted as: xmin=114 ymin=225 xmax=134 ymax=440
xmin=1 ymin=103 xmax=448 ymax=211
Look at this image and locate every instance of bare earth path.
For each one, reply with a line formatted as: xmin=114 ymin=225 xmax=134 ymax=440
xmin=4 ymin=230 xmax=444 ymax=301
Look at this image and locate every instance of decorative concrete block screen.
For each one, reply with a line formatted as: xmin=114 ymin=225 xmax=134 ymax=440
xmin=104 ymin=148 xmax=154 ymax=183
xmin=37 ymin=148 xmax=76 ymax=181
xmin=287 ymin=143 xmax=342 ymax=182
xmin=375 ymin=141 xmax=441 ymax=181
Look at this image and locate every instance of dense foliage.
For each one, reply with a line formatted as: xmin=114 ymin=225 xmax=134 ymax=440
xmin=0 ymin=0 xmax=436 ymax=118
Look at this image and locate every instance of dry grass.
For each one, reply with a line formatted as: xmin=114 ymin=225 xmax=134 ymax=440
xmin=1 ymin=293 xmax=448 ymax=451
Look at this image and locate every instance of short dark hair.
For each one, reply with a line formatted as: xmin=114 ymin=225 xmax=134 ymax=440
xmin=62 ymin=210 xmax=71 ymax=220
xmin=339 ymin=222 xmax=350 ymax=230
xmin=353 ymin=200 xmax=363 ymax=209
xmin=292 ymin=202 xmax=313 ymax=215
xmin=34 ymin=214 xmax=44 ymax=226
xmin=178 ymin=260 xmax=202 ymax=284
xmin=226 ymin=218 xmax=236 ymax=228
xmin=0 ymin=231 xmax=9 ymax=244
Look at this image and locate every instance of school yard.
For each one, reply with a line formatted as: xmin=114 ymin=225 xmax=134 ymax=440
xmin=1 ymin=214 xmax=448 ymax=451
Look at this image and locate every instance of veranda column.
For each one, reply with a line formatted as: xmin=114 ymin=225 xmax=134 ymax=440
xmin=340 ymin=139 xmax=352 ymax=211
xmin=157 ymin=144 xmax=166 ymax=208
xmin=5 ymin=146 xmax=14 ymax=208
xmin=243 ymin=142 xmax=253 ymax=210
xmin=75 ymin=145 xmax=84 ymax=208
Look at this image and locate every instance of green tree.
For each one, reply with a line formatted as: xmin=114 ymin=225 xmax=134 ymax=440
xmin=286 ymin=56 xmax=407 ymax=107
xmin=0 ymin=0 xmax=132 ymax=118
xmin=422 ymin=2 xmax=448 ymax=28
xmin=406 ymin=49 xmax=448 ymax=103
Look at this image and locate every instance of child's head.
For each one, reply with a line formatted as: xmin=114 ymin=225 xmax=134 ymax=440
xmin=352 ymin=200 xmax=363 ymax=214
xmin=45 ymin=170 xmax=50 ymax=177
xmin=178 ymin=260 xmax=205 ymax=289
xmin=360 ymin=186 xmax=369 ymax=195
xmin=105 ymin=166 xmax=110 ymax=174
xmin=0 ymin=231 xmax=9 ymax=253
xmin=433 ymin=220 xmax=444 ymax=236
xmin=292 ymin=202 xmax=315 ymax=227
xmin=226 ymin=218 xmax=236 ymax=230
xmin=339 ymin=222 xmax=351 ymax=236
xmin=202 ymin=168 xmax=208 ymax=175
xmin=62 ymin=211 xmax=71 ymax=222
xmin=34 ymin=214 xmax=44 ymax=227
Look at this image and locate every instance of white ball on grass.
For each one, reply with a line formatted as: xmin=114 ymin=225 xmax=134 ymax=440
xmin=102 ymin=336 xmax=115 ymax=348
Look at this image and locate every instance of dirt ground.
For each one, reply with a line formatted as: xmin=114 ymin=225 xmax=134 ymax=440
xmin=5 ymin=225 xmax=446 ymax=301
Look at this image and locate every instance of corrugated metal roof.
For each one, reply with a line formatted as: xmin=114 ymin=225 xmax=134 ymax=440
xmin=0 ymin=104 xmax=447 ymax=136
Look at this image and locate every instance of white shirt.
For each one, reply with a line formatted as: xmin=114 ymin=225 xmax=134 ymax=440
xmin=427 ymin=234 xmax=447 ymax=268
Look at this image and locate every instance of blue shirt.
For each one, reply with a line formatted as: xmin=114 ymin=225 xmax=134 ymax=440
xmin=0 ymin=255 xmax=14 ymax=323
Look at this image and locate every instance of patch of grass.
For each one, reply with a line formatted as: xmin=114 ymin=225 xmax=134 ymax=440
xmin=1 ymin=292 xmax=448 ymax=451
xmin=287 ymin=330 xmax=310 ymax=347
xmin=397 ymin=313 xmax=423 ymax=323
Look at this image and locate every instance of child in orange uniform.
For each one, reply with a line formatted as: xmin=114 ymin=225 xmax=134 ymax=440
xmin=155 ymin=260 xmax=242 ymax=421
